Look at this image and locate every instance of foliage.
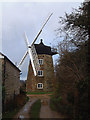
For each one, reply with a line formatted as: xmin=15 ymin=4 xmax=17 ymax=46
xmin=20 ymin=87 xmax=26 ymax=95
xmin=67 ymin=92 xmax=74 ymax=105
xmin=50 ymin=95 xmax=62 ymax=112
xmin=50 ymin=98 xmax=57 ymax=111
xmin=30 ymin=99 xmax=41 ymax=119
xmin=53 ymin=1 xmax=89 ymax=119
xmin=57 ymin=2 xmax=90 ymax=48
xmin=26 ymin=96 xmax=29 ymax=102
xmin=2 ymin=94 xmax=29 ymax=119
xmin=50 ymin=96 xmax=73 ymax=116
xmin=76 ymin=77 xmax=88 ymax=120
xmin=2 ymin=108 xmax=20 ymax=119
xmin=76 ymin=77 xmax=88 ymax=94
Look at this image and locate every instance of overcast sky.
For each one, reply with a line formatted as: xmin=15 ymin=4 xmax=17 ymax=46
xmin=1 ymin=1 xmax=83 ymax=80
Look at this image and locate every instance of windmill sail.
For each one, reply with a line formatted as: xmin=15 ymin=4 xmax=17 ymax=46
xmin=31 ymin=44 xmax=40 ymax=73
xmin=28 ymin=46 xmax=37 ymax=76
xmin=18 ymin=51 xmax=28 ymax=68
xmin=31 ymin=13 xmax=53 ymax=46
xmin=24 ymin=33 xmax=38 ymax=76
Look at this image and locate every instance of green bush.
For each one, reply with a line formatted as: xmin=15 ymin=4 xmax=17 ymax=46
xmin=76 ymin=78 xmax=88 ymax=120
xmin=2 ymin=108 xmax=19 ymax=119
xmin=20 ymin=87 xmax=26 ymax=95
xmin=26 ymin=96 xmax=29 ymax=102
xmin=50 ymin=98 xmax=57 ymax=111
xmin=67 ymin=92 xmax=74 ymax=105
xmin=50 ymin=96 xmax=73 ymax=116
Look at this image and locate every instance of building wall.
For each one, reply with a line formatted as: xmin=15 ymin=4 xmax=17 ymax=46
xmin=0 ymin=57 xmax=20 ymax=102
xmin=4 ymin=58 xmax=20 ymax=101
xmin=26 ymin=54 xmax=55 ymax=92
xmin=0 ymin=59 xmax=4 ymax=84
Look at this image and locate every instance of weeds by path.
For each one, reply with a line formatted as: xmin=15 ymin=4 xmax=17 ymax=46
xmin=30 ymin=99 xmax=41 ymax=119
xmin=2 ymin=108 xmax=20 ymax=120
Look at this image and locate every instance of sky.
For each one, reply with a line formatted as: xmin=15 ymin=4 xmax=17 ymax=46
xmin=0 ymin=1 xmax=84 ymax=80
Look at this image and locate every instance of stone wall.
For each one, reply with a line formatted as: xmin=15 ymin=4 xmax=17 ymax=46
xmin=26 ymin=54 xmax=55 ymax=92
xmin=0 ymin=59 xmax=3 ymax=117
xmin=0 ymin=57 xmax=20 ymax=103
xmin=4 ymin=58 xmax=20 ymax=101
xmin=0 ymin=59 xmax=4 ymax=84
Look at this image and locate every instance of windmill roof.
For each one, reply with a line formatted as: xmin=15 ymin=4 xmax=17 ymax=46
xmin=34 ymin=39 xmax=57 ymax=56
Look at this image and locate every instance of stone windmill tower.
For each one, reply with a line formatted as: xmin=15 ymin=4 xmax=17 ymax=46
xmin=18 ymin=13 xmax=57 ymax=92
xmin=26 ymin=39 xmax=57 ymax=92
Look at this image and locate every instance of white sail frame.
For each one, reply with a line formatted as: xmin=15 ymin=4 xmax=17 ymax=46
xmin=18 ymin=13 xmax=53 ymax=76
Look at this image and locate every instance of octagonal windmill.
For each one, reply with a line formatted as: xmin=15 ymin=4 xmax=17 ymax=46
xmin=18 ymin=13 xmax=57 ymax=92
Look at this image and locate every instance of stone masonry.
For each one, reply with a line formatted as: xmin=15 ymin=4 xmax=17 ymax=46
xmin=26 ymin=54 xmax=55 ymax=92
xmin=0 ymin=53 xmax=20 ymax=103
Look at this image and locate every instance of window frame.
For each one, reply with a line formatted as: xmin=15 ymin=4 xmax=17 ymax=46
xmin=38 ymin=59 xmax=43 ymax=65
xmin=37 ymin=70 xmax=43 ymax=77
xmin=37 ymin=83 xmax=43 ymax=89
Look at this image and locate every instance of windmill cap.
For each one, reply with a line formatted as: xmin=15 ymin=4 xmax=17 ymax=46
xmin=34 ymin=39 xmax=57 ymax=56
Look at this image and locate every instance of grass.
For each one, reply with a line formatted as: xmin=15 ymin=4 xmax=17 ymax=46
xmin=30 ymin=99 xmax=41 ymax=119
xmin=26 ymin=96 xmax=29 ymax=101
xmin=27 ymin=91 xmax=53 ymax=95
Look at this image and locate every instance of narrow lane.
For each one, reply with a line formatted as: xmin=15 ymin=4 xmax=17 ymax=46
xmin=13 ymin=97 xmax=38 ymax=119
xmin=13 ymin=94 xmax=69 ymax=119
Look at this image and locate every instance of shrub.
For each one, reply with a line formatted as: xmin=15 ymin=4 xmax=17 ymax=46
xmin=50 ymin=95 xmax=73 ymax=116
xmin=67 ymin=92 xmax=74 ymax=105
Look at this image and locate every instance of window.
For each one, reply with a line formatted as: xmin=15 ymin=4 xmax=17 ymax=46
xmin=39 ymin=59 xmax=43 ymax=65
xmin=37 ymin=70 xmax=43 ymax=76
xmin=37 ymin=83 xmax=43 ymax=89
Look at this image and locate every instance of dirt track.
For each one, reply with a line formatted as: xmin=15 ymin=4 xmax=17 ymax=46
xmin=14 ymin=94 xmax=68 ymax=119
xmin=40 ymin=96 xmax=68 ymax=118
xmin=28 ymin=94 xmax=68 ymax=118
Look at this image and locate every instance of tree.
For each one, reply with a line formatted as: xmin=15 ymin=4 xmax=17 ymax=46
xmin=57 ymin=2 xmax=90 ymax=46
xmin=53 ymin=2 xmax=89 ymax=120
